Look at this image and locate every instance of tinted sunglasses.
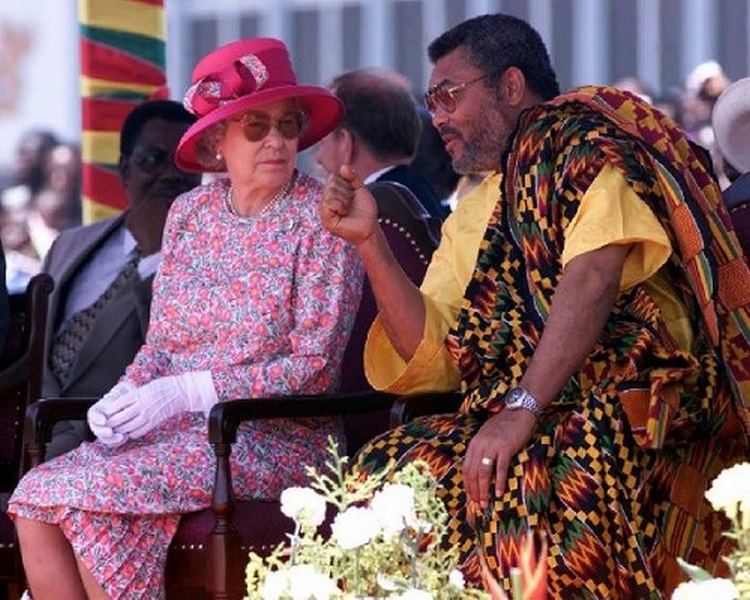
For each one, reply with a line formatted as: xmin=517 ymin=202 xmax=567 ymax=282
xmin=236 ymin=110 xmax=307 ymax=142
xmin=424 ymin=74 xmax=488 ymax=115
xmin=130 ymin=148 xmax=174 ymax=174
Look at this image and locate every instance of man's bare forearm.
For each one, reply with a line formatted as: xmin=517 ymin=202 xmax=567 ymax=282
xmin=520 ymin=244 xmax=630 ymax=407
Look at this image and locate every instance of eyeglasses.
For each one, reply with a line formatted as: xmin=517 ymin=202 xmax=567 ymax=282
xmin=424 ymin=74 xmax=489 ymax=115
xmin=130 ymin=148 xmax=173 ymax=174
xmin=236 ymin=110 xmax=307 ymax=142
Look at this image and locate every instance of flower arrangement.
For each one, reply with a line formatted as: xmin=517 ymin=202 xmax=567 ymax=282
xmin=243 ymin=439 xmax=545 ymax=600
xmin=672 ymin=462 xmax=750 ymax=600
xmin=244 ymin=438 xmax=483 ymax=599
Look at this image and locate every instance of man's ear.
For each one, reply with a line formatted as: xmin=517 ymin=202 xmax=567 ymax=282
xmin=340 ymin=128 xmax=356 ymax=164
xmin=501 ymin=66 xmax=527 ymax=107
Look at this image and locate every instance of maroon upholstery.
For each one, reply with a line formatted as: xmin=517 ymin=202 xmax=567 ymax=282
xmin=338 ymin=181 xmax=440 ymax=394
xmin=0 ymin=274 xmax=54 ymax=600
xmin=173 ymin=501 xmax=285 ymax=553
xmin=173 ymin=500 xmax=337 ymax=558
xmin=338 ymin=182 xmax=441 ymax=452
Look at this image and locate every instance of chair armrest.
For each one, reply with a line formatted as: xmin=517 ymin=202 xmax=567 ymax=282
xmin=207 ymin=390 xmax=396 ymax=445
xmin=390 ymin=390 xmax=463 ymax=425
xmin=25 ymin=398 xmax=96 ymax=447
xmin=205 ymin=388 xmax=398 ymax=580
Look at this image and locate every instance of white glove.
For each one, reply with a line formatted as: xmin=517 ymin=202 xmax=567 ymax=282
xmin=87 ymin=380 xmax=138 ymax=447
xmin=107 ymin=371 xmax=218 ymax=439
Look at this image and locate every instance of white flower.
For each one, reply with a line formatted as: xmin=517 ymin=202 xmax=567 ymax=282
xmin=448 ymin=569 xmax=465 ymax=590
xmin=705 ymin=462 xmax=750 ymax=528
xmin=260 ymin=569 xmax=288 ymax=600
xmin=376 ymin=572 xmax=398 ymax=591
xmin=280 ymin=487 xmax=328 ymax=528
xmin=286 ymin=564 xmax=337 ymax=599
xmin=671 ymin=578 xmax=739 ymax=600
xmin=259 ymin=565 xmax=337 ymax=600
xmin=331 ymin=505 xmax=380 ymax=550
xmin=245 ymin=444 xmax=465 ymax=600
xmin=371 ymin=483 xmax=418 ymax=539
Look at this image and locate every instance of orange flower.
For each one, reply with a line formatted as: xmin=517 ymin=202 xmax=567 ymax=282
xmin=480 ymin=531 xmax=548 ymax=600
xmin=517 ymin=531 xmax=547 ymax=600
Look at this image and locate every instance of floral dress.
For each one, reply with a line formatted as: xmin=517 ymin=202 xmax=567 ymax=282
xmin=8 ymin=171 xmax=364 ymax=599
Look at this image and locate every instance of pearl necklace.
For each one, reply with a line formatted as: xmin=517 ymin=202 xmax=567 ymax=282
xmin=226 ymin=171 xmax=296 ymax=219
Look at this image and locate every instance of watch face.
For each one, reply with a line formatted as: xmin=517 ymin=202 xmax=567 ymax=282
xmin=506 ymin=387 xmax=524 ymax=408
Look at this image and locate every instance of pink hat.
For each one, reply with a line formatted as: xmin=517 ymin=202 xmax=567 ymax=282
xmin=176 ymin=38 xmax=343 ymax=172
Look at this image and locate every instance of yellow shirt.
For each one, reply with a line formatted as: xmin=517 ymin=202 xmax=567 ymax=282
xmin=563 ymin=164 xmax=692 ymax=350
xmin=364 ymin=164 xmax=688 ymax=393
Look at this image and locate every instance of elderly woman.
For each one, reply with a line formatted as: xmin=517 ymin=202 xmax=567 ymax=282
xmin=9 ymin=38 xmax=363 ymax=599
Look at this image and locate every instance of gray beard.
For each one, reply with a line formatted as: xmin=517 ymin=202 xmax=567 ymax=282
xmin=451 ymin=118 xmax=507 ymax=175
xmin=452 ymin=144 xmax=503 ymax=175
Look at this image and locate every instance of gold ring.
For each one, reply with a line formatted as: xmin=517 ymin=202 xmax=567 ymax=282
xmin=480 ymin=457 xmax=494 ymax=467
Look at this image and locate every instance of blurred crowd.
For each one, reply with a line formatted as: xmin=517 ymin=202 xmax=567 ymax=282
xmin=0 ymin=58 xmax=743 ymax=295
xmin=0 ymin=130 xmax=82 ymax=293
xmin=613 ymin=59 xmax=739 ymax=187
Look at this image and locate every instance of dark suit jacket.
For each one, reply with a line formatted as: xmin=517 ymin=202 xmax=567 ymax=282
xmin=724 ymin=171 xmax=750 ymax=209
xmin=0 ymin=242 xmax=9 ymax=353
xmin=376 ymin=164 xmax=447 ymax=220
xmin=42 ymin=213 xmax=154 ymax=399
xmin=723 ymin=172 xmax=750 ymax=260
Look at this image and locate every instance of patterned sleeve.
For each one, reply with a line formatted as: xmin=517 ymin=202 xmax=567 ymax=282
xmin=210 ymin=224 xmax=364 ymax=400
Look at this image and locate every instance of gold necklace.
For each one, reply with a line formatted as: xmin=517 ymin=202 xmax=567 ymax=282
xmin=226 ymin=171 xmax=297 ymax=219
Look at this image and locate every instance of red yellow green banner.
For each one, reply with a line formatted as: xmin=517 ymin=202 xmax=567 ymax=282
xmin=79 ymin=0 xmax=166 ymax=223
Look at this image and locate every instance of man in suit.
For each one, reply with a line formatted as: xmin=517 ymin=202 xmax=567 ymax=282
xmin=44 ymin=99 xmax=200 ymax=457
xmin=0 ymin=241 xmax=9 ymax=352
xmin=315 ymin=68 xmax=447 ymax=220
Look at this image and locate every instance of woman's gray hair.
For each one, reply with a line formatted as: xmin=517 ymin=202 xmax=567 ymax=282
xmin=194 ymin=121 xmax=229 ymax=171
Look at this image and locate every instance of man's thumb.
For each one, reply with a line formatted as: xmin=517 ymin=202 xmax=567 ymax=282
xmin=340 ymin=164 xmax=363 ymax=189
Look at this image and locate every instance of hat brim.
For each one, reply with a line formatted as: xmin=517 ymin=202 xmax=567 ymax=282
xmin=175 ymin=85 xmax=343 ymax=173
xmin=712 ymin=78 xmax=750 ymax=173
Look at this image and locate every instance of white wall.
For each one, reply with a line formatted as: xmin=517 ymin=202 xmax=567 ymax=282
xmin=0 ymin=1 xmax=79 ymax=171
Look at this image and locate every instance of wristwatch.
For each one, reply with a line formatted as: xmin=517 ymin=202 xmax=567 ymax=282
xmin=504 ymin=386 xmax=543 ymax=418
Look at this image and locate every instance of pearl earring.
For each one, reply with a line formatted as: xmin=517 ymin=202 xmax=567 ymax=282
xmin=215 ymin=151 xmax=223 ymax=161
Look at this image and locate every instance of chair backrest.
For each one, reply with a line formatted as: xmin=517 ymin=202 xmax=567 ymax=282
xmin=0 ymin=273 xmax=54 ymax=492
xmin=339 ymin=182 xmax=440 ymax=453
xmin=729 ymin=199 xmax=750 ymax=260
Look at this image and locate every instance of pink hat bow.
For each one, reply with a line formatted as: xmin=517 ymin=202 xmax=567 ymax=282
xmin=183 ymin=53 xmax=269 ymax=117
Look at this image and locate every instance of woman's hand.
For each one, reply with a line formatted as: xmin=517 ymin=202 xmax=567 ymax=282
xmin=87 ymin=380 xmax=138 ymax=447
xmin=107 ymin=372 xmax=218 ymax=439
xmin=320 ymin=164 xmax=379 ymax=246
xmin=463 ymin=409 xmax=538 ymax=509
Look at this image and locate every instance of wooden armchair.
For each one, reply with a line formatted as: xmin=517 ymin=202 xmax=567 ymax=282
xmin=0 ymin=273 xmax=54 ymax=600
xmin=24 ymin=183 xmax=440 ymax=599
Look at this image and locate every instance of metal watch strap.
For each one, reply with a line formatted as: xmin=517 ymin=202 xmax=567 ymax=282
xmin=506 ymin=386 xmax=543 ymax=418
